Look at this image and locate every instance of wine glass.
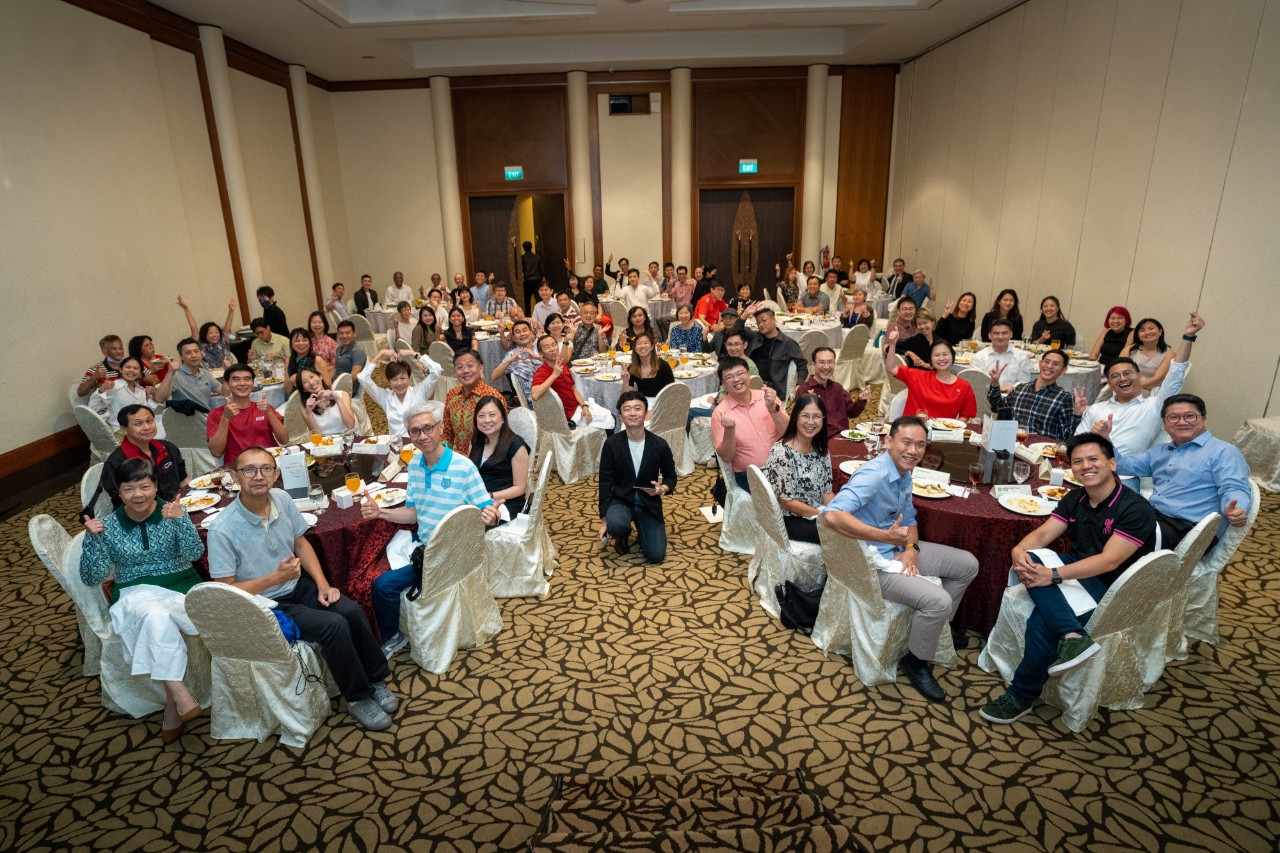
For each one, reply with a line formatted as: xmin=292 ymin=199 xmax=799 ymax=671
xmin=1013 ymin=461 xmax=1031 ymax=485
xmin=308 ymin=483 xmax=326 ymax=516
xmin=389 ymin=435 xmax=403 ymax=457
xmin=968 ymin=463 xmax=984 ymax=488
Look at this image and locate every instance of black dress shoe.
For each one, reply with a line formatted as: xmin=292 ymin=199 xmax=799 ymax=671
xmin=951 ymin=628 xmax=970 ymax=650
xmin=614 ymin=533 xmax=629 ymax=555
xmin=900 ymin=652 xmax=948 ymax=702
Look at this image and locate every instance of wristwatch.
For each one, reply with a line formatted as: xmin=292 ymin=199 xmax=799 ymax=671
xmin=904 ymin=542 xmax=919 ymax=552
xmin=1182 ymin=334 xmax=1197 ymax=342
xmin=1051 ymin=567 xmax=1062 ymax=585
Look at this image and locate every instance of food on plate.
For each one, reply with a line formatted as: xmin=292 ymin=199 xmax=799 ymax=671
xmin=931 ymin=418 xmax=967 ymax=430
xmin=373 ymin=488 xmax=406 ymax=505
xmin=1040 ymin=444 xmax=1059 ymax=458
xmin=912 ymin=481 xmax=949 ymax=498
xmin=1039 ymin=485 xmax=1071 ymax=501
xmin=572 ymin=365 xmax=597 ymax=374
xmin=310 ymin=436 xmax=335 ymax=446
xmin=597 ymin=373 xmax=621 ymax=381
xmin=1004 ymin=496 xmax=1047 ymax=514
xmin=572 ymin=358 xmax=594 ymax=366
xmin=841 ymin=430 xmax=869 ymax=440
xmin=188 ymin=474 xmax=219 ymax=490
xmin=261 ymin=377 xmax=282 ymax=386
xmin=180 ymin=494 xmax=218 ymax=512
xmin=673 ymin=370 xmax=699 ymax=379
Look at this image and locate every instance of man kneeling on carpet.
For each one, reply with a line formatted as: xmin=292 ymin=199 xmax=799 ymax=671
xmin=207 ymin=446 xmax=398 ymax=732
xmin=979 ymin=431 xmax=1156 ymax=724
xmin=597 ymin=390 xmax=677 ymax=562
xmin=820 ymin=415 xmax=978 ymax=702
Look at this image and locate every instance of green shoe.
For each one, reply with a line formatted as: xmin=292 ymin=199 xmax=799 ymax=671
xmin=979 ymin=692 xmax=1033 ymax=724
xmin=1047 ymin=633 xmax=1100 ymax=675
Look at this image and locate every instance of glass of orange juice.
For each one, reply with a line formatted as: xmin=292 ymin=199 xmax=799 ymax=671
xmin=661 ymin=342 xmax=670 ymax=353
xmin=1050 ymin=340 xmax=1061 ymax=350
xmin=680 ymin=354 xmax=689 ymax=365
xmin=310 ymin=432 xmax=323 ymax=446
xmin=399 ymin=447 xmax=414 ymax=465
xmin=345 ymin=472 xmax=361 ymax=493
xmin=621 ymin=342 xmax=630 ymax=353
xmin=607 ymin=347 xmax=616 ymax=359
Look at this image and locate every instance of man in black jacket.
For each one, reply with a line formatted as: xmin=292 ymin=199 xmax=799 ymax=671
xmin=746 ymin=308 xmax=808 ymax=398
xmin=255 ymin=286 xmax=289 ymax=337
xmin=597 ymin=390 xmax=678 ymax=562
xmin=98 ymin=404 xmax=188 ymax=510
xmin=883 ymin=258 xmax=911 ymax=299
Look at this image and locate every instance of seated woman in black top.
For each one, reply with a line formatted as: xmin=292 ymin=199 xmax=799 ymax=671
xmin=443 ymin=306 xmax=477 ymax=355
xmin=467 ymin=395 xmax=529 ymax=521
xmin=935 ymin=291 xmax=978 ymax=343
xmin=1030 ymin=295 xmax=1077 ymax=347
xmin=1089 ymin=305 xmax=1133 ymax=370
xmin=622 ymin=332 xmax=675 ymax=398
xmin=979 ymin=289 xmax=1024 ymax=342
xmin=899 ymin=308 xmax=944 ymax=369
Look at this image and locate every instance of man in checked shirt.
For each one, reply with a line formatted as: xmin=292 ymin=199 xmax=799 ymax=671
xmin=986 ymin=349 xmax=1087 ymax=442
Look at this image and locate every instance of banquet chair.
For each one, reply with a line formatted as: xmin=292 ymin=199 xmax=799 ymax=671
xmin=649 ymin=382 xmax=692 ymax=476
xmin=1183 ymin=479 xmax=1261 ymax=646
xmin=784 ymin=362 xmax=798 ymax=405
xmin=428 ymin=341 xmax=459 ymax=403
xmin=56 ymin=527 xmax=212 ymax=718
xmin=394 ymin=337 xmax=412 ymax=354
xmin=687 ymin=414 xmax=717 ymax=469
xmin=1159 ymin=513 xmax=1223 ymax=669
xmin=184 ymin=583 xmax=336 ymax=748
xmin=350 ymin=394 xmax=375 ymax=435
xmin=325 ymin=310 xmax=342 ymax=331
xmin=775 ymin=287 xmax=788 ymax=307
xmin=69 ymin=381 xmax=93 ymax=411
xmin=507 ymin=406 xmax=541 ymax=482
xmin=833 ymin=325 xmax=871 ymax=391
xmin=885 ymin=354 xmax=907 ymax=398
xmin=161 ymin=408 xmax=218 ymax=477
xmin=715 ymin=456 xmax=755 ymax=555
xmin=886 ymin=389 xmax=908 ymax=421
xmin=798 ymin=330 xmax=829 ymax=364
xmin=401 ymin=506 xmax=503 ymax=674
xmin=977 ymin=550 xmax=1180 ymax=733
xmin=532 ymin=390 xmax=605 ymax=485
xmin=80 ymin=463 xmax=114 ymax=522
xmin=485 ymin=456 xmax=555 ymax=599
xmin=812 ymin=516 xmax=955 ymax=684
xmin=744 ymin=466 xmax=825 ymax=620
xmin=958 ymin=369 xmax=993 ymax=418
xmin=75 ymin=405 xmax=118 ymax=465
xmin=1094 ymin=384 xmax=1114 ymax=404
xmin=281 ymin=392 xmax=309 ymax=444
xmin=608 ymin=300 xmax=628 ymax=331
xmin=30 ymin=514 xmax=101 ymax=677
xmin=348 ymin=314 xmax=378 ymax=360
xmin=512 ymin=379 xmax=531 ymax=409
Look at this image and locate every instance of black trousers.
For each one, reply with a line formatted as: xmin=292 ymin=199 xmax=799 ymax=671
xmin=275 ymin=574 xmax=389 ymax=702
xmin=782 ymin=515 xmax=820 ymax=544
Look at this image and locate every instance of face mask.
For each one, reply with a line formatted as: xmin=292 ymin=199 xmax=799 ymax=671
xmin=259 ymin=297 xmax=270 ymax=308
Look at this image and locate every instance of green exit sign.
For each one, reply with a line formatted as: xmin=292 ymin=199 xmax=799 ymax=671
xmin=739 ymin=159 xmax=758 ymax=174
xmin=504 ymin=166 xmax=524 ymax=181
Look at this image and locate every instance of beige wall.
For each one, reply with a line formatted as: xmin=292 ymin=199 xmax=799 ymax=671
xmin=597 ymin=93 xmax=665 ymax=269
xmin=307 ymin=85 xmax=353 ymax=290
xmin=818 ymin=75 xmax=843 ymax=259
xmin=330 ymin=88 xmax=448 ymax=291
xmin=0 ymin=0 xmax=229 ymax=454
xmin=885 ymin=0 xmax=1280 ymax=435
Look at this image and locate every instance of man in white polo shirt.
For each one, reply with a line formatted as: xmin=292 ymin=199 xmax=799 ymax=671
xmin=969 ymin=318 xmax=1032 ymax=391
xmin=362 ymin=401 xmax=501 ymax=658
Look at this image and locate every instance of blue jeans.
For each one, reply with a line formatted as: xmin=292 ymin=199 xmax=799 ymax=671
xmin=732 ymin=470 xmax=751 ymax=493
xmin=687 ymin=404 xmax=713 ymax=429
xmin=605 ymin=495 xmax=667 ymax=562
xmin=1008 ymin=553 xmax=1107 ymax=704
xmin=371 ymin=564 xmax=416 ymax=640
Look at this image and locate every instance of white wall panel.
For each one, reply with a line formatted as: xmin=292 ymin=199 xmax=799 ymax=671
xmin=597 ymin=93 xmax=664 ymax=273
xmin=934 ymin=27 xmax=987 ymax=299
xmin=882 ymin=63 xmax=913 ymax=262
xmin=819 ymin=75 xmax=842 ymax=257
xmin=911 ymin=41 xmax=959 ymax=276
xmin=308 ymin=85 xmax=353 ymax=287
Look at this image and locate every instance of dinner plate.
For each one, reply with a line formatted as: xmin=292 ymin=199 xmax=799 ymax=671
xmin=673 ymin=370 xmax=699 ymax=379
xmin=572 ymin=365 xmax=597 ymax=374
xmin=930 ymin=418 xmax=967 ymax=431
xmin=199 ymin=510 xmax=222 ymax=530
xmin=1037 ymin=484 xmax=1073 ymax=502
xmin=953 ymin=356 xmax=972 ymax=365
xmin=1026 ymin=441 xmax=1060 ymax=460
xmin=572 ymin=358 xmax=595 ymax=367
xmin=998 ymin=494 xmax=1055 ymax=516
xmin=1061 ymin=469 xmax=1083 ymax=486
xmin=1070 ymin=359 xmax=1099 ymax=368
xmin=300 ymin=512 xmax=318 ymax=527
xmin=180 ymin=492 xmax=218 ymax=512
xmin=912 ymin=481 xmax=951 ymax=499
xmin=596 ymin=373 xmax=621 ymax=381
xmin=188 ymin=473 xmax=220 ymax=490
xmin=303 ymin=437 xmax=339 ymax=451
xmin=855 ymin=421 xmax=890 ymax=436
xmin=372 ymin=488 xmax=406 ymax=508
xmin=839 ymin=459 xmax=866 ymax=476
xmin=841 ymin=429 xmax=869 ymax=440
xmin=261 ymin=378 xmax=283 ymax=386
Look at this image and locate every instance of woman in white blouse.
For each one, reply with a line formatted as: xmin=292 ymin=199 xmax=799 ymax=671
xmin=390 ymin=301 xmax=418 ymax=349
xmin=357 ymin=349 xmax=443 ymax=438
xmin=298 ymin=368 xmax=354 ymax=435
xmin=93 ymin=356 xmax=171 ymax=439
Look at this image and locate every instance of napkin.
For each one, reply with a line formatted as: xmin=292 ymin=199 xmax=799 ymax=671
xmin=1006 ymin=549 xmax=1098 ymax=615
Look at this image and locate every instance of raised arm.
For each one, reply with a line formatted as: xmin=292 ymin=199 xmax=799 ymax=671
xmin=177 ymin=295 xmax=199 ymax=339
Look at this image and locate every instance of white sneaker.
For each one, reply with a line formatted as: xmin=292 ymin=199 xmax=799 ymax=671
xmin=348 ymin=697 xmax=392 ymax=731
xmin=380 ymin=632 xmax=409 ymax=659
xmin=372 ymin=681 xmax=399 ymax=714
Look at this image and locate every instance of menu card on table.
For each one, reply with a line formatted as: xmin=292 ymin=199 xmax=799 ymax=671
xmin=277 ymin=450 xmax=310 ymax=498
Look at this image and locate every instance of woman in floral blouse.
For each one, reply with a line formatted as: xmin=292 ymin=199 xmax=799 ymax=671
xmin=763 ymin=393 xmax=834 ymax=544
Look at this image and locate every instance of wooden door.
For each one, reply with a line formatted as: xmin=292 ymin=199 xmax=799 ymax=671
xmin=532 ymin=194 xmax=568 ymax=296
xmin=467 ymin=195 xmax=519 ymax=295
xmin=698 ymin=187 xmax=794 ymax=298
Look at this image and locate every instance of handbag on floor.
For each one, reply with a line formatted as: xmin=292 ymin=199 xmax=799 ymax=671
xmin=775 ymin=578 xmax=826 ymax=635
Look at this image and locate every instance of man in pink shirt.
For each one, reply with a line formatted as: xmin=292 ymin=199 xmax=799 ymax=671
xmin=711 ymin=357 xmax=789 ymax=492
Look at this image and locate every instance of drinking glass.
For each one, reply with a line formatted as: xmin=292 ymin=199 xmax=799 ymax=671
xmin=1013 ymin=461 xmax=1031 ymax=485
xmin=389 ymin=435 xmax=402 ymax=456
xmin=345 ymin=472 xmax=361 ymax=493
xmin=968 ymin=463 xmax=984 ymax=488
xmin=310 ymin=432 xmax=323 ymax=446
xmin=399 ymin=447 xmax=415 ymax=465
xmin=307 ymin=484 xmax=325 ymax=515
xmin=1050 ymin=339 xmax=1061 ymax=350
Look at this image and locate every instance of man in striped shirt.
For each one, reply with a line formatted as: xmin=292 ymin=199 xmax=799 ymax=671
xmin=362 ymin=401 xmax=501 ymax=658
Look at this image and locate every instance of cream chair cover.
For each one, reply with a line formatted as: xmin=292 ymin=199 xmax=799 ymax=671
xmin=69 ymin=381 xmax=94 ymax=411
xmin=401 ymin=506 xmax=503 ymax=674
xmin=749 ymin=375 xmax=764 ymax=390
xmin=799 ymin=330 xmax=829 ymax=363
xmin=80 ymin=463 xmax=114 ymax=522
xmin=784 ymin=362 xmax=798 ymax=405
xmin=1160 ymin=513 xmax=1222 ymax=668
xmin=485 ymin=456 xmax=555 ymax=599
xmin=607 ymin=300 xmax=628 ymax=331
xmin=1234 ymin=420 xmax=1280 ymax=491
xmin=332 ymin=372 xmax=353 ymax=394
xmin=281 ymin=392 xmax=309 ymax=444
xmin=348 ymin=313 xmax=378 ymax=360
xmin=884 ymin=354 xmax=907 ymax=400
xmin=756 ymin=300 xmax=782 ymax=314
xmin=957 ymin=369 xmax=992 ymax=418
xmin=532 ymin=391 xmax=605 ymax=485
xmin=506 ymin=407 xmax=555 ymax=565
xmin=75 ymin=405 xmax=117 ymax=464
xmin=716 ymin=456 xmax=755 ymax=555
xmin=184 ymin=583 xmax=334 ymax=748
xmin=744 ymin=467 xmax=825 ymax=619
xmin=161 ymin=408 xmax=218 ymax=476
xmin=687 ymin=417 xmax=717 ymax=469
xmin=349 ymin=394 xmax=375 ymax=435
xmin=30 ymin=515 xmax=101 ymax=677
xmin=428 ymin=341 xmax=459 ymax=403
xmin=60 ymin=531 xmax=212 ymax=718
xmin=833 ymin=325 xmax=870 ymax=391
xmin=812 ymin=517 xmax=955 ymax=684
xmin=977 ymin=550 xmax=1180 ymax=733
xmin=650 ymin=382 xmax=692 ymax=476
xmin=886 ymin=389 xmax=908 ymax=421
xmin=1184 ymin=479 xmax=1261 ymax=644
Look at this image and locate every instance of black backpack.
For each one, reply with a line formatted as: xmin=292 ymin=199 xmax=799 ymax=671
xmin=775 ymin=578 xmax=826 ymax=635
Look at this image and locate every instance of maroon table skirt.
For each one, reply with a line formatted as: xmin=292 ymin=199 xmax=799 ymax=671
xmin=829 ymin=436 xmax=1069 ymax=635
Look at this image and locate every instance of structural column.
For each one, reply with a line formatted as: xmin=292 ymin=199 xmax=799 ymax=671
xmin=566 ymin=71 xmax=595 ymax=273
xmin=199 ymin=26 xmax=263 ymax=299
xmin=670 ymin=67 xmax=693 ymax=267
xmin=429 ymin=76 xmax=467 ymax=277
xmin=801 ymin=64 xmax=829 ymax=268
xmin=288 ymin=64 xmax=334 ymax=294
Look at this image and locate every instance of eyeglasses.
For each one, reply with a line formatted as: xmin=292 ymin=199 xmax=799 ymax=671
xmin=236 ymin=465 xmax=277 ymax=478
xmin=408 ymin=423 xmax=441 ymax=437
xmin=1164 ymin=412 xmax=1201 ymax=423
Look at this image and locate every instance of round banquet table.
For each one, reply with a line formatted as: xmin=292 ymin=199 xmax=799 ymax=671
xmin=749 ymin=315 xmax=844 ymax=349
xmin=829 ymin=433 xmax=1069 ymax=635
xmin=866 ymin=293 xmax=894 ymax=321
xmin=573 ymin=358 xmax=719 ymax=413
xmin=647 ymin=296 xmax=674 ymax=318
xmin=363 ymin=308 xmax=395 ymax=334
xmin=475 ymin=332 xmax=513 ymax=392
xmin=188 ymin=447 xmax=412 ymax=637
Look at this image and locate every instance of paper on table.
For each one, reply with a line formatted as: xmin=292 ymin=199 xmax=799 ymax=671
xmin=1006 ymin=549 xmax=1099 ymax=616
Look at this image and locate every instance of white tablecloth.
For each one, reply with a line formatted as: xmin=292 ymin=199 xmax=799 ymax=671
xmin=475 ymin=334 xmax=512 ymax=392
xmin=573 ymin=363 xmax=718 ymax=414
xmin=758 ymin=317 xmax=843 ymax=349
xmin=363 ymin=308 xmax=395 ymax=334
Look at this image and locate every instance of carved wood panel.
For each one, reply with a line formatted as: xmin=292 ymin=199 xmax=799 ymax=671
xmin=453 ymin=87 xmax=569 ymax=193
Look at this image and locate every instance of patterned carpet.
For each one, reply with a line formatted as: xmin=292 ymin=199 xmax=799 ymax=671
xmin=2 ymin=417 xmax=1278 ymax=849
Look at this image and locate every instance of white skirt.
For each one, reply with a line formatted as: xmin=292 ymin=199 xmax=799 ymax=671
xmin=109 ymin=585 xmax=199 ymax=682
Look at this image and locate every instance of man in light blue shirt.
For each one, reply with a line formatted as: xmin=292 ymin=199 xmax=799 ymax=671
xmin=362 ymin=401 xmax=500 ymax=657
xmin=823 ymin=415 xmax=978 ymax=702
xmin=470 ymin=270 xmax=492 ymax=311
xmin=1102 ymin=393 xmax=1251 ymax=549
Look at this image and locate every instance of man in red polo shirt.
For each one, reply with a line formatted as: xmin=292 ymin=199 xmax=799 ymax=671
xmin=694 ymin=281 xmax=728 ymax=328
xmin=532 ymin=334 xmax=592 ymax=426
xmin=207 ymin=363 xmax=289 ymax=464
xmin=99 ymin=403 xmax=188 ymax=509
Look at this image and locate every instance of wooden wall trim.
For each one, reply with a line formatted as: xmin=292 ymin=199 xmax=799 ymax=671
xmin=324 ymin=78 xmax=432 ymax=93
xmin=224 ymin=37 xmax=290 ymax=87
xmin=0 ymin=427 xmax=87 ymax=482
xmin=61 ymin=0 xmax=198 ymax=51
xmin=691 ymin=67 xmax=809 ymax=80
xmin=833 ymin=66 xmax=897 ymax=266
xmin=286 ymin=83 xmax=325 ymax=311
